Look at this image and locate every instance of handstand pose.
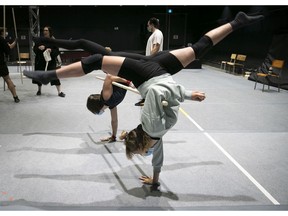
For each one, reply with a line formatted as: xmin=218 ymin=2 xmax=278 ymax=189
xmin=33 ymin=37 xmax=136 ymax=142
xmin=24 ymin=12 xmax=264 ymax=190
xmin=87 ymin=73 xmax=132 ymax=142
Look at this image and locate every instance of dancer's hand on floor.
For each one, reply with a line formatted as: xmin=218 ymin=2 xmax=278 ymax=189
xmin=140 ymin=176 xmax=161 ymax=191
xmin=139 ymin=176 xmax=153 ymax=185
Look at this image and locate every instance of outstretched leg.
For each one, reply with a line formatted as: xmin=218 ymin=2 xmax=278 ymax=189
xmin=34 ymin=37 xmax=149 ymax=60
xmin=33 ymin=37 xmax=111 ymax=55
xmin=23 ymin=54 xmax=125 ymax=84
xmin=24 ymin=12 xmax=264 ymax=85
xmin=170 ymin=11 xmax=264 ymax=68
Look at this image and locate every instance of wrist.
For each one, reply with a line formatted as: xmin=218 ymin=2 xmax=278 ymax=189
xmin=126 ymin=80 xmax=131 ymax=86
xmin=152 ymin=182 xmax=160 ymax=187
xmin=151 ymin=182 xmax=160 ymax=191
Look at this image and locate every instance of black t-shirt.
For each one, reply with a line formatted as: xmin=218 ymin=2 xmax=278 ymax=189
xmin=0 ymin=36 xmax=10 ymax=65
xmin=100 ymin=85 xmax=127 ymax=109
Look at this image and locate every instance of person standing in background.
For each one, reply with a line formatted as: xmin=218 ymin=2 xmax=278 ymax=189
xmin=135 ymin=17 xmax=164 ymax=106
xmin=0 ymin=28 xmax=20 ymax=103
xmin=33 ymin=26 xmax=65 ymax=97
xmin=145 ymin=17 xmax=163 ymax=56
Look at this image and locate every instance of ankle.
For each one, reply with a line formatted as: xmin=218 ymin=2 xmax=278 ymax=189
xmin=230 ymin=11 xmax=264 ymax=31
xmin=13 ymin=95 xmax=20 ymax=103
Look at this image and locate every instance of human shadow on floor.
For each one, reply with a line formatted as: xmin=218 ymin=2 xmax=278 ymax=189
xmin=0 ymin=187 xmax=257 ymax=211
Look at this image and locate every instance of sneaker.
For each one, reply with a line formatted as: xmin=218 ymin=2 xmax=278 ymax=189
xmin=58 ymin=92 xmax=65 ymax=97
xmin=36 ymin=90 xmax=41 ymax=96
xmin=14 ymin=96 xmax=20 ymax=103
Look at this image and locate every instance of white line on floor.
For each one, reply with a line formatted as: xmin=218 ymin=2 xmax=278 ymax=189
xmin=179 ymin=107 xmax=280 ymax=205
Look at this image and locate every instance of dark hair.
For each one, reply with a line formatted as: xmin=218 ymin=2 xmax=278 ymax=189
xmin=148 ymin=17 xmax=160 ymax=28
xmin=124 ymin=124 xmax=151 ymax=159
xmin=86 ymin=94 xmax=105 ymax=114
xmin=44 ymin=26 xmax=53 ymax=38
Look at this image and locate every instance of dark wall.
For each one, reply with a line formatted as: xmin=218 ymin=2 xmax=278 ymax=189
xmin=201 ymin=6 xmax=288 ymax=68
xmin=1 ymin=5 xmax=287 ymax=67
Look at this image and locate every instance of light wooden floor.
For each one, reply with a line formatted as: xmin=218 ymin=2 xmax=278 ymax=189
xmin=1 ymin=66 xmax=288 ymax=211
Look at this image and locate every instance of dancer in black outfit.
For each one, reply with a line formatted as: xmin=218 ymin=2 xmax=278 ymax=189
xmin=34 ymin=36 xmax=134 ymax=142
xmin=24 ymin=12 xmax=264 ymax=190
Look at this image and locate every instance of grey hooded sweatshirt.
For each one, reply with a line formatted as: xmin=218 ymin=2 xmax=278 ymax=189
xmin=138 ymin=73 xmax=192 ymax=173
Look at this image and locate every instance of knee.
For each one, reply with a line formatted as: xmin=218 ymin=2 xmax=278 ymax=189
xmin=192 ymin=35 xmax=213 ymax=59
xmin=78 ymin=39 xmax=86 ymax=45
xmin=81 ymin=54 xmax=103 ymax=74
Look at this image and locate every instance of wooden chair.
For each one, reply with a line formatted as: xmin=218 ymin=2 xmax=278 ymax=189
xmin=17 ymin=53 xmax=32 ymax=72
xmin=254 ymin=59 xmax=285 ymax=92
xmin=220 ymin=53 xmax=237 ymax=70
xmin=226 ymin=54 xmax=247 ymax=74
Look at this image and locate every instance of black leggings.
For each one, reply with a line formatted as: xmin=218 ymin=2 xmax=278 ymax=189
xmin=118 ymin=52 xmax=184 ymax=88
xmin=37 ymin=37 xmax=151 ymax=60
xmin=38 ymin=37 xmax=184 ymax=87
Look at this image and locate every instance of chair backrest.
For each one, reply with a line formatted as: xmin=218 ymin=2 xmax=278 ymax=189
xmin=236 ymin=54 xmax=246 ymax=62
xmin=272 ymin=59 xmax=284 ymax=69
xmin=230 ymin=53 xmax=237 ymax=63
xmin=19 ymin=53 xmax=30 ymax=60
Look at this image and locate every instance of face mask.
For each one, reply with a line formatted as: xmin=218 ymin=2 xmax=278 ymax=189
xmin=147 ymin=26 xmax=152 ymax=32
xmin=95 ymin=110 xmax=105 ymax=115
xmin=144 ymin=147 xmax=154 ymax=156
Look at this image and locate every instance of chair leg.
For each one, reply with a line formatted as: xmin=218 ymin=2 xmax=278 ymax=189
xmin=254 ymin=75 xmax=259 ymax=90
xmin=254 ymin=80 xmax=257 ymax=90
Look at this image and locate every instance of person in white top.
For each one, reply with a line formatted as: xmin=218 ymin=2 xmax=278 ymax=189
xmin=145 ymin=17 xmax=163 ymax=56
xmin=135 ymin=17 xmax=164 ymax=106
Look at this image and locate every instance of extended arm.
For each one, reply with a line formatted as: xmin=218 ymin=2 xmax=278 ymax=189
xmin=100 ymin=106 xmax=118 ymax=142
xmin=110 ymin=107 xmax=118 ymax=139
xmin=139 ymin=138 xmax=163 ymax=191
xmin=102 ymin=73 xmax=130 ymax=100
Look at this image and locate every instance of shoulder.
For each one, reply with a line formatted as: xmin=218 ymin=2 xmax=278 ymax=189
xmin=153 ymin=29 xmax=163 ymax=39
xmin=155 ymin=29 xmax=163 ymax=35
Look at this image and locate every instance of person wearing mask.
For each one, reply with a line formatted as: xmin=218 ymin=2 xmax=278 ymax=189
xmin=135 ymin=17 xmax=164 ymax=106
xmin=31 ymin=37 xmax=133 ymax=142
xmin=24 ymin=12 xmax=264 ymax=191
xmin=145 ymin=17 xmax=163 ymax=56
